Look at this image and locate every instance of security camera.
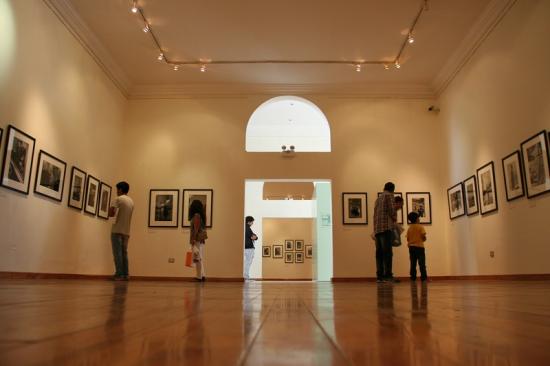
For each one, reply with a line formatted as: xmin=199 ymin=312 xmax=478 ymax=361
xmin=428 ymin=105 xmax=440 ymax=112
xmin=289 ymin=145 xmax=295 ymax=151
xmin=281 ymin=145 xmax=287 ymax=151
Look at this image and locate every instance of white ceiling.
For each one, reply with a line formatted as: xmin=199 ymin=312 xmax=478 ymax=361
xmin=48 ymin=0 xmax=513 ymax=97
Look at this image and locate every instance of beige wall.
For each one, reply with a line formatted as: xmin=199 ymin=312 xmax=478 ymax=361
xmin=0 ymin=1 xmax=126 ymax=274
xmin=262 ymin=218 xmax=313 ymax=279
xmin=439 ymin=0 xmax=550 ymax=275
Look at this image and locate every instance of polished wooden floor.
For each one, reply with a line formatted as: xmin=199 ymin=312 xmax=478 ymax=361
xmin=1 ymin=280 xmax=549 ymax=365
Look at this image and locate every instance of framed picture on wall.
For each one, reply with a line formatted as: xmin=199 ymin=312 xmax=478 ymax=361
xmin=285 ymin=252 xmax=294 ymax=263
xmin=1 ymin=125 xmax=36 ymax=194
xmin=262 ymin=246 xmax=271 ymax=257
xmin=520 ymin=130 xmax=550 ymax=198
xmin=68 ymin=167 xmax=86 ymax=210
xmin=295 ymin=240 xmax=304 ymax=251
xmin=342 ymin=192 xmax=368 ymax=225
xmin=182 ymin=189 xmax=213 ymax=228
xmin=502 ymin=151 xmax=525 ymax=201
xmin=97 ymin=182 xmax=112 ymax=219
xmin=306 ymin=245 xmax=313 ymax=258
xmin=378 ymin=192 xmax=404 ymax=224
xmin=33 ymin=150 xmax=66 ymax=202
xmin=476 ymin=161 xmax=498 ymax=215
xmin=273 ymin=245 xmax=283 ymax=258
xmin=463 ymin=175 xmax=479 ymax=216
xmin=285 ymin=240 xmax=294 ymax=251
xmin=148 ymin=189 xmax=179 ymax=227
xmin=406 ymin=192 xmax=432 ymax=224
xmin=84 ymin=175 xmax=100 ymax=215
xmin=295 ymin=252 xmax=304 ymax=263
xmin=447 ymin=183 xmax=465 ymax=220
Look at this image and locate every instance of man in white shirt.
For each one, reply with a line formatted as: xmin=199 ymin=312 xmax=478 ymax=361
xmin=109 ymin=181 xmax=134 ymax=281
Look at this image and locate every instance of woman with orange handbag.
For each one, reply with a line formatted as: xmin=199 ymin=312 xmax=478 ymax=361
xmin=189 ymin=200 xmax=207 ymax=281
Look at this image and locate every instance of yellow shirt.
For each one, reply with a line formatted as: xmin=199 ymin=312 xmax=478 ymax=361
xmin=407 ymin=224 xmax=426 ymax=248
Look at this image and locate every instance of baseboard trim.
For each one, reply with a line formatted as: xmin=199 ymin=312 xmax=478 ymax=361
xmin=0 ymin=272 xmax=244 ymax=282
xmin=253 ymin=278 xmax=313 ymax=281
xmin=332 ymin=274 xmax=550 ymax=282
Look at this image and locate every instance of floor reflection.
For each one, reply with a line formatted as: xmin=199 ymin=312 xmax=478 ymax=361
xmin=105 ymin=282 xmax=128 ymax=335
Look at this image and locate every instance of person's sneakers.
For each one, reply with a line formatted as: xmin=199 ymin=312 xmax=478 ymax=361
xmin=386 ymin=277 xmax=401 ymax=283
xmin=113 ymin=276 xmax=125 ymax=281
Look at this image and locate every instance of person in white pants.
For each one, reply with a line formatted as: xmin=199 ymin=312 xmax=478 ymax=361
xmin=244 ymin=216 xmax=258 ymax=280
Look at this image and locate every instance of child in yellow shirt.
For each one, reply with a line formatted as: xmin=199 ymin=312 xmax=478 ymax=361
xmin=407 ymin=212 xmax=428 ymax=281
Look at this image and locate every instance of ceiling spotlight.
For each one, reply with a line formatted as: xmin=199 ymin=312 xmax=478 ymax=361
xmin=131 ymin=6 xmax=138 ymax=13
xmin=143 ymin=25 xmax=149 ymax=33
xmin=394 ymin=61 xmax=401 ymax=69
xmin=408 ymin=34 xmax=415 ymax=44
xmin=355 ymin=64 xmax=362 ymax=72
xmin=383 ymin=64 xmax=390 ymax=70
xmin=157 ymin=53 xmax=164 ymax=61
xmin=200 ymin=64 xmax=207 ymax=72
xmin=173 ymin=65 xmax=179 ymax=71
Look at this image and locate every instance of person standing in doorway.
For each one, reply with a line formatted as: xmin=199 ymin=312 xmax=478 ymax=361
xmin=189 ymin=200 xmax=207 ymax=281
xmin=373 ymin=182 xmax=399 ymax=283
xmin=244 ymin=216 xmax=258 ymax=280
xmin=109 ymin=181 xmax=134 ymax=281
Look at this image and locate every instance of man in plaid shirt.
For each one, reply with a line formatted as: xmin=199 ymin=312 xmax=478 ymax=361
xmin=373 ymin=182 xmax=399 ymax=283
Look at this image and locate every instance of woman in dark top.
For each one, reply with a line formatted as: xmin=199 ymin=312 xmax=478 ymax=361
xmin=189 ymin=200 xmax=207 ymax=281
xmin=244 ymin=216 xmax=257 ymax=280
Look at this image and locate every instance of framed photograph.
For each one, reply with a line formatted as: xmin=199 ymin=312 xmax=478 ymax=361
xmin=295 ymin=252 xmax=304 ymax=263
xmin=502 ymin=151 xmax=525 ymax=201
xmin=84 ymin=175 xmax=100 ymax=215
xmin=306 ymin=245 xmax=313 ymax=258
xmin=97 ymin=182 xmax=112 ymax=219
xmin=182 ymin=189 xmax=213 ymax=228
xmin=295 ymin=240 xmax=304 ymax=251
xmin=285 ymin=240 xmax=294 ymax=251
xmin=520 ymin=130 xmax=550 ymax=198
xmin=476 ymin=161 xmax=498 ymax=215
xmin=406 ymin=192 xmax=432 ymax=224
xmin=33 ymin=150 xmax=66 ymax=202
xmin=447 ymin=183 xmax=465 ymax=220
xmin=1 ymin=125 xmax=36 ymax=194
xmin=463 ymin=175 xmax=479 ymax=216
xmin=149 ymin=189 xmax=179 ymax=227
xmin=285 ymin=252 xmax=294 ymax=263
xmin=273 ymin=245 xmax=283 ymax=258
xmin=68 ymin=167 xmax=86 ymax=210
xmin=342 ymin=192 xmax=368 ymax=225
xmin=262 ymin=246 xmax=271 ymax=257
xmin=378 ymin=192 xmax=404 ymax=224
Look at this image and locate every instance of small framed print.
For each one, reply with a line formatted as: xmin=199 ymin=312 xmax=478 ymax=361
xmin=68 ymin=167 xmax=86 ymax=210
xmin=149 ymin=189 xmax=179 ymax=227
xmin=502 ymin=151 xmax=525 ymax=201
xmin=97 ymin=182 xmax=112 ymax=219
xmin=1 ymin=125 xmax=36 ymax=194
xmin=285 ymin=252 xmax=294 ymax=263
xmin=378 ymin=192 xmax=404 ymax=224
xmin=520 ymin=130 xmax=550 ymax=198
xmin=182 ymin=189 xmax=213 ymax=228
xmin=306 ymin=245 xmax=313 ymax=258
xmin=33 ymin=150 xmax=67 ymax=202
xmin=295 ymin=240 xmax=304 ymax=251
xmin=273 ymin=245 xmax=283 ymax=258
xmin=295 ymin=252 xmax=304 ymax=263
xmin=262 ymin=246 xmax=271 ymax=257
xmin=463 ymin=175 xmax=479 ymax=216
xmin=447 ymin=183 xmax=465 ymax=220
xmin=476 ymin=161 xmax=498 ymax=215
xmin=342 ymin=192 xmax=368 ymax=225
xmin=84 ymin=175 xmax=100 ymax=215
xmin=285 ymin=240 xmax=294 ymax=251
xmin=406 ymin=192 xmax=432 ymax=224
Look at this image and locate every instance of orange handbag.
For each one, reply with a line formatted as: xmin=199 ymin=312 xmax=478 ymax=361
xmin=185 ymin=251 xmax=193 ymax=267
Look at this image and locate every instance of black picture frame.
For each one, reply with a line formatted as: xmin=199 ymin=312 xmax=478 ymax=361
xmin=342 ymin=192 xmax=368 ymax=225
xmin=262 ymin=246 xmax=271 ymax=257
xmin=463 ymin=175 xmax=479 ymax=216
xmin=476 ymin=161 xmax=498 ymax=215
xmin=377 ymin=192 xmax=404 ymax=224
xmin=285 ymin=240 xmax=294 ymax=251
xmin=502 ymin=151 xmax=525 ymax=201
xmin=148 ymin=189 xmax=179 ymax=227
xmin=305 ymin=245 xmax=313 ymax=258
xmin=273 ymin=245 xmax=283 ymax=258
xmin=0 ymin=125 xmax=36 ymax=195
xmin=520 ymin=130 xmax=550 ymax=198
xmin=295 ymin=252 xmax=304 ymax=263
xmin=68 ymin=166 xmax=86 ymax=210
xmin=97 ymin=182 xmax=112 ymax=219
xmin=33 ymin=150 xmax=67 ymax=202
xmin=447 ymin=182 xmax=465 ymax=220
xmin=295 ymin=240 xmax=304 ymax=251
xmin=285 ymin=252 xmax=294 ymax=263
xmin=182 ymin=189 xmax=213 ymax=228
xmin=406 ymin=192 xmax=432 ymax=224
xmin=84 ymin=175 xmax=100 ymax=215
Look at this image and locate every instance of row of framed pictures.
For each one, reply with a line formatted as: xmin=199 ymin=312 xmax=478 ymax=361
xmin=149 ymin=189 xmax=213 ymax=228
xmin=262 ymin=244 xmax=313 ymax=262
xmin=342 ymin=191 xmax=432 ymax=225
xmin=0 ymin=125 xmax=112 ymax=219
xmin=447 ymin=130 xmax=550 ymax=219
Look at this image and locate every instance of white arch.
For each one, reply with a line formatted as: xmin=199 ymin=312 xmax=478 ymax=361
xmin=245 ymin=96 xmax=331 ymax=152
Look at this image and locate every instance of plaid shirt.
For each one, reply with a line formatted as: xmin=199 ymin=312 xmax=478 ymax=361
xmin=373 ymin=191 xmax=397 ymax=234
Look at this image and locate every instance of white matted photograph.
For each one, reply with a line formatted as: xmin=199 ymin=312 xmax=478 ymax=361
xmin=406 ymin=192 xmax=432 ymax=224
xmin=34 ymin=150 xmax=66 ymax=202
xmin=84 ymin=175 xmax=100 ymax=215
xmin=502 ymin=151 xmax=525 ymax=201
xmin=97 ymin=182 xmax=112 ymax=219
xmin=463 ymin=175 xmax=479 ymax=216
xmin=1 ymin=125 xmax=36 ymax=194
xmin=342 ymin=192 xmax=368 ymax=225
xmin=182 ymin=189 xmax=213 ymax=227
xmin=68 ymin=167 xmax=86 ymax=210
xmin=476 ymin=161 xmax=498 ymax=215
xmin=273 ymin=245 xmax=283 ymax=258
xmin=447 ymin=182 xmax=465 ymax=220
xmin=520 ymin=130 xmax=550 ymax=198
xmin=149 ymin=189 xmax=179 ymax=227
xmin=306 ymin=245 xmax=313 ymax=258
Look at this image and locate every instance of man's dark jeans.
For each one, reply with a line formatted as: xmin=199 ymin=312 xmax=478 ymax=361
xmin=375 ymin=230 xmax=393 ymax=280
xmin=409 ymin=246 xmax=427 ymax=280
xmin=111 ymin=233 xmax=129 ymax=278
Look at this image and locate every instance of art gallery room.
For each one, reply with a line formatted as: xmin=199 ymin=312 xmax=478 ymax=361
xmin=1 ymin=0 xmax=550 ymax=364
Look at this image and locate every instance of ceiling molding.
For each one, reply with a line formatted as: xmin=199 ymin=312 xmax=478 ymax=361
xmin=432 ymin=0 xmax=517 ymax=96
xmin=43 ymin=0 xmax=132 ymax=97
xmin=129 ymin=83 xmax=435 ymax=100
